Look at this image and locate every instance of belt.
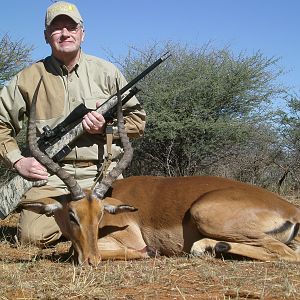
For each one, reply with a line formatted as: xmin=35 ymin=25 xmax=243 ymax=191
xmin=62 ymin=160 xmax=98 ymax=168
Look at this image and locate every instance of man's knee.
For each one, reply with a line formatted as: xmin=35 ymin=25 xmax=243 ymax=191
xmin=18 ymin=210 xmax=62 ymax=247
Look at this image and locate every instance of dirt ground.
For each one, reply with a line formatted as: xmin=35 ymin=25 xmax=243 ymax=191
xmin=1 ymin=206 xmax=300 ymax=299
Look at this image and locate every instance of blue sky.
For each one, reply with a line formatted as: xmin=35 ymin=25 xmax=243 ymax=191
xmin=1 ymin=0 xmax=300 ymax=101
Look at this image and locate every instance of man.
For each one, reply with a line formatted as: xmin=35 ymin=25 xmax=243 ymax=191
xmin=0 ymin=1 xmax=145 ymax=246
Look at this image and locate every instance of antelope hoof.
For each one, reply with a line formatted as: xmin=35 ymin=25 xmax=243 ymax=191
xmin=190 ymin=244 xmax=207 ymax=257
xmin=139 ymin=245 xmax=159 ymax=258
xmin=190 ymin=248 xmax=206 ymax=257
xmin=190 ymin=241 xmax=215 ymax=257
xmin=146 ymin=245 xmax=160 ymax=257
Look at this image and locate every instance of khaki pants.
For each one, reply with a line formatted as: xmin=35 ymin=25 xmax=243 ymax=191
xmin=18 ymin=162 xmax=120 ymax=246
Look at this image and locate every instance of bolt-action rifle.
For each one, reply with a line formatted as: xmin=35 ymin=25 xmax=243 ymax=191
xmin=0 ymin=52 xmax=171 ymax=219
xmin=38 ymin=85 xmax=140 ymax=162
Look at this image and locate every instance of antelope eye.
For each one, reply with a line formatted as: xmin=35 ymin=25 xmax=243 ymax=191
xmin=69 ymin=210 xmax=79 ymax=225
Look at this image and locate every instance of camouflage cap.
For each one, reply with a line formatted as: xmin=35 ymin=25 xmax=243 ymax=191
xmin=45 ymin=1 xmax=83 ymax=27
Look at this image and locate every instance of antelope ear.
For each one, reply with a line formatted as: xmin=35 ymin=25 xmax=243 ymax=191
xmin=17 ymin=198 xmax=63 ymax=216
xmin=104 ymin=204 xmax=138 ymax=215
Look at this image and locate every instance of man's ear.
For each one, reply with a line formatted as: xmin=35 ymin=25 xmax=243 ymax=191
xmin=44 ymin=30 xmax=49 ymax=44
xmin=81 ymin=28 xmax=85 ymax=42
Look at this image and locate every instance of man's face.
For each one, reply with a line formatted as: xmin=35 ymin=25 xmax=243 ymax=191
xmin=45 ymin=15 xmax=84 ymax=59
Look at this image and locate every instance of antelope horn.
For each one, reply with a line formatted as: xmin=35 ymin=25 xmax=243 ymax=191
xmin=92 ymin=79 xmax=134 ymax=199
xmin=28 ymin=77 xmax=85 ymax=200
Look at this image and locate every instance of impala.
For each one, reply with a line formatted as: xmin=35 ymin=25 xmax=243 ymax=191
xmin=18 ymin=81 xmax=300 ymax=265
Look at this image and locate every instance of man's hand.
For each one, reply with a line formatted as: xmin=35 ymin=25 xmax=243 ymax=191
xmin=82 ymin=101 xmax=106 ymax=134
xmin=14 ymin=157 xmax=49 ymax=180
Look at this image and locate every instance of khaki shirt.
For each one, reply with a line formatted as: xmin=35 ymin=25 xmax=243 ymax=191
xmin=0 ymin=51 xmax=146 ymax=169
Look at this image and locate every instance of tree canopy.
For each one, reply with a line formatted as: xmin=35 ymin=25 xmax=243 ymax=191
xmin=0 ymin=34 xmax=33 ymax=89
xmin=118 ymin=43 xmax=287 ymax=179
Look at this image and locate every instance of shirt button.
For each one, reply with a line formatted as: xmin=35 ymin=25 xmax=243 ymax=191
xmin=69 ymin=78 xmax=73 ymax=82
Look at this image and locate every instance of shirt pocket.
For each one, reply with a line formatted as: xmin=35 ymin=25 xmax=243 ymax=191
xmin=83 ymin=95 xmax=108 ymax=110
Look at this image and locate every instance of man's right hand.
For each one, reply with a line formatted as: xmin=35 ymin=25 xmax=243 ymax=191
xmin=14 ymin=157 xmax=49 ymax=180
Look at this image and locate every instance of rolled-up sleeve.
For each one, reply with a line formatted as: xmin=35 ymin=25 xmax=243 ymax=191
xmin=0 ymin=75 xmax=26 ymax=168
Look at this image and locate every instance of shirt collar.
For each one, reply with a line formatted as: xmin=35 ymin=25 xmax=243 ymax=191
xmin=49 ymin=50 xmax=83 ymax=76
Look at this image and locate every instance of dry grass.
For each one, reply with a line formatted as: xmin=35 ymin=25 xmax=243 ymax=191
xmin=1 ymin=198 xmax=300 ymax=299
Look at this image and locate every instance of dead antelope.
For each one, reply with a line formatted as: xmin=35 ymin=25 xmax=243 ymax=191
xmin=19 ymin=81 xmax=300 ymax=265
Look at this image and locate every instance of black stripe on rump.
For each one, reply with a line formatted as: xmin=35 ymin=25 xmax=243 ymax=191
xmin=266 ymin=221 xmax=299 ymax=244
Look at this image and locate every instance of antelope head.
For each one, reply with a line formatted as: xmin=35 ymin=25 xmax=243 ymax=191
xmin=19 ymin=78 xmax=136 ymax=266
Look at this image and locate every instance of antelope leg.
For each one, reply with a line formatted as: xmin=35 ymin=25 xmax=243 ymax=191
xmin=191 ymin=237 xmax=300 ymax=262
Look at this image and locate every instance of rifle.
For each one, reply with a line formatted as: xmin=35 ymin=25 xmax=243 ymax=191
xmin=38 ymin=85 xmax=140 ymax=161
xmin=0 ymin=52 xmax=171 ymax=219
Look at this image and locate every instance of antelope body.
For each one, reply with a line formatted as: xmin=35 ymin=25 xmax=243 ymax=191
xmin=100 ymin=175 xmax=300 ymax=262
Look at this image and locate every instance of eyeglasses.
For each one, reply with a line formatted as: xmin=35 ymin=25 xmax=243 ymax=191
xmin=48 ymin=24 xmax=82 ymax=35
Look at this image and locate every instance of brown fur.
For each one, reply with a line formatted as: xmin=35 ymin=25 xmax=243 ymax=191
xmin=99 ymin=175 xmax=300 ymax=262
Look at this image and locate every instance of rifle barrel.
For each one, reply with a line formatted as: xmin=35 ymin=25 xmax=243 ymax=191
xmin=100 ymin=52 xmax=171 ymax=107
xmin=119 ymin=52 xmax=171 ymax=94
